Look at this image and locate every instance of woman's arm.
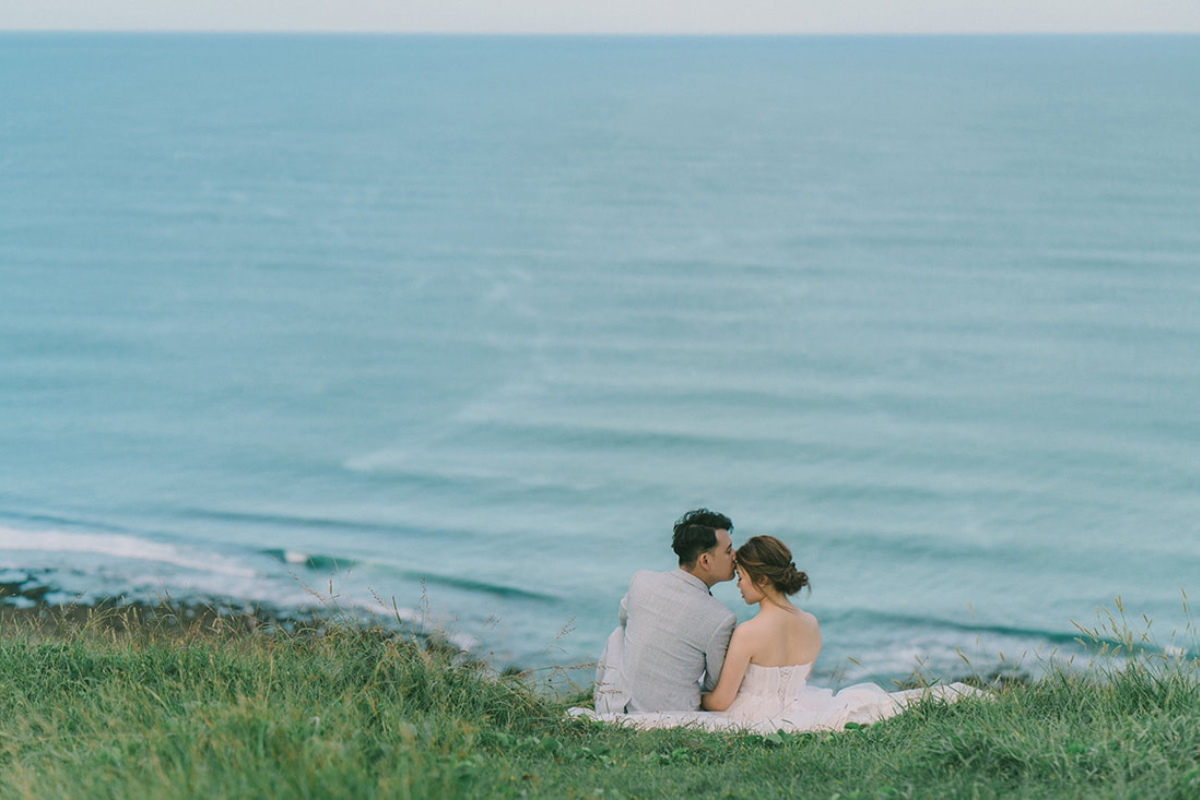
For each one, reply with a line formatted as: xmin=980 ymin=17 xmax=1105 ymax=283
xmin=701 ymin=624 xmax=756 ymax=712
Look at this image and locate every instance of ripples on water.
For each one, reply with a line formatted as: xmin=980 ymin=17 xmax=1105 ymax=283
xmin=1 ymin=34 xmax=1198 ymax=682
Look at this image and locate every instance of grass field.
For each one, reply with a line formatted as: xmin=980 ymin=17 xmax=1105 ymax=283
xmin=1 ymin=600 xmax=1198 ymax=799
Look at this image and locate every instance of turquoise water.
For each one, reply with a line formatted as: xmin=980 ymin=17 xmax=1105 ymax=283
xmin=2 ymin=34 xmax=1198 ymax=681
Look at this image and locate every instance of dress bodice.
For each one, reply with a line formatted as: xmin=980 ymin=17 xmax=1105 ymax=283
xmin=736 ymin=662 xmax=813 ymax=699
xmin=722 ymin=662 xmax=817 ymax=724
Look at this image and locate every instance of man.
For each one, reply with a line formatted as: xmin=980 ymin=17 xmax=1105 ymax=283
xmin=594 ymin=508 xmax=738 ymax=714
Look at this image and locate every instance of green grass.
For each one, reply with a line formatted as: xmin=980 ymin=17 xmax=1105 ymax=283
xmin=1 ymin=604 xmax=1199 ymax=799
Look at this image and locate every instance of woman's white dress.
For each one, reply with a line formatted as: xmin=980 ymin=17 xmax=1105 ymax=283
xmin=573 ymin=662 xmax=980 ymax=734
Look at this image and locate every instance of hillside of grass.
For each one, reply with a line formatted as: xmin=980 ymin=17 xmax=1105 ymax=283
xmin=1 ymin=604 xmax=1198 ymax=799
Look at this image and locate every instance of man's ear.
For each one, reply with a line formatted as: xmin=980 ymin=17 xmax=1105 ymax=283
xmin=696 ymin=551 xmax=710 ymax=571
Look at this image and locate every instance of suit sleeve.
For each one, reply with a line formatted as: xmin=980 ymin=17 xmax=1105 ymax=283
xmin=619 ymin=571 xmax=641 ymax=628
xmin=701 ymin=612 xmax=737 ymax=692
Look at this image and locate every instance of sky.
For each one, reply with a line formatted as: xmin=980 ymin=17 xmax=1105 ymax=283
xmin=2 ymin=0 xmax=1200 ymax=34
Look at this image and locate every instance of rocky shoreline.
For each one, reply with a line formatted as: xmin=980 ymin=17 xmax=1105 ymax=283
xmin=0 ymin=570 xmax=421 ymax=643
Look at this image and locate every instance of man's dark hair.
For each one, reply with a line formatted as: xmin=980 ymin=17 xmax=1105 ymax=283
xmin=671 ymin=508 xmax=733 ymax=567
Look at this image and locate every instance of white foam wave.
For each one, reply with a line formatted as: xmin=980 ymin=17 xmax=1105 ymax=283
xmin=0 ymin=527 xmax=258 ymax=579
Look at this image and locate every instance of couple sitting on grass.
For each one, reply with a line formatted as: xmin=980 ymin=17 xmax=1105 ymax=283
xmin=573 ymin=509 xmax=978 ymax=733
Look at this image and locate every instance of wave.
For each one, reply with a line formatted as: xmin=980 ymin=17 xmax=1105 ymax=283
xmin=827 ymin=607 xmax=1110 ymax=649
xmin=256 ymin=547 xmax=556 ymax=602
xmin=360 ymin=561 xmax=558 ymax=602
xmin=412 ymin=571 xmax=557 ymax=602
xmin=0 ymin=526 xmax=258 ymax=579
xmin=180 ymin=507 xmax=432 ymax=538
xmin=0 ymin=509 xmax=143 ymax=536
xmin=260 ymin=548 xmax=354 ymax=572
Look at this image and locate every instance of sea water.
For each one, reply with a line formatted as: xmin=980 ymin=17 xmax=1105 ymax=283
xmin=2 ymin=34 xmax=1198 ymax=684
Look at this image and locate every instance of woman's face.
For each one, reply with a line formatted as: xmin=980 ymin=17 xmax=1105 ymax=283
xmin=736 ymin=565 xmax=765 ymax=605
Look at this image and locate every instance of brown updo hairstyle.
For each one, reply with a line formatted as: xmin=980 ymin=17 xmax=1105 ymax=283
xmin=735 ymin=536 xmax=809 ymax=595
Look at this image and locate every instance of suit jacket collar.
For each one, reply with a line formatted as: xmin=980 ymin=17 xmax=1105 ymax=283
xmin=673 ymin=568 xmax=712 ymax=595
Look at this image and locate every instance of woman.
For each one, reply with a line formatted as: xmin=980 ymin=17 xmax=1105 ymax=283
xmin=696 ymin=535 xmax=980 ymax=733
xmin=700 ymin=535 xmax=820 ymax=716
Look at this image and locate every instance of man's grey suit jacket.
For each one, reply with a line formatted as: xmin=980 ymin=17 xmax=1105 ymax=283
xmin=602 ymin=568 xmax=736 ymax=713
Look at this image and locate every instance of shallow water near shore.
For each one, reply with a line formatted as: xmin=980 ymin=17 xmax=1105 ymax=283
xmin=2 ymin=33 xmax=1198 ymax=684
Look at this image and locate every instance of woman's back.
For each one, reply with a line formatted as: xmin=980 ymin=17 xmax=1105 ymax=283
xmin=742 ymin=604 xmax=821 ymax=668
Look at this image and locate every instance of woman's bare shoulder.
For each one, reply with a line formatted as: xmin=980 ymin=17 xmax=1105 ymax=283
xmin=793 ymin=607 xmax=819 ymax=626
xmin=789 ymin=607 xmax=820 ymax=635
xmin=732 ymin=613 xmax=775 ymax=640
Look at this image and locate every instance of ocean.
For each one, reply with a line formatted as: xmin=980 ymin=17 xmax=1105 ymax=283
xmin=2 ymin=33 xmax=1198 ymax=684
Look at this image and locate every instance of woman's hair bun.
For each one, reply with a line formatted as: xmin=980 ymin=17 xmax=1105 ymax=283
xmin=735 ymin=535 xmax=810 ymax=596
xmin=779 ymin=564 xmax=809 ymax=595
